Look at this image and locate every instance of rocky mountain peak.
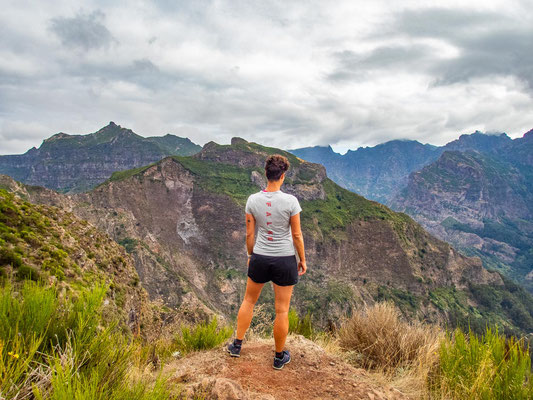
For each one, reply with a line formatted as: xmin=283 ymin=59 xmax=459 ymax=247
xmin=444 ymin=130 xmax=511 ymax=153
xmin=193 ymin=137 xmax=327 ymax=187
xmin=94 ymin=121 xmax=136 ymax=138
xmin=523 ymin=128 xmax=533 ymax=139
xmin=230 ymin=137 xmax=248 ymax=146
xmin=42 ymin=132 xmax=72 ymax=143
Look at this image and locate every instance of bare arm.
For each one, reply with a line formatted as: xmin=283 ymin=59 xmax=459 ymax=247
xmin=246 ymin=212 xmax=256 ymax=255
xmin=290 ymin=212 xmax=307 ymax=275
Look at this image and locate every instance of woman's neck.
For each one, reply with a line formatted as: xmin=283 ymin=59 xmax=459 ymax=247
xmin=265 ymin=181 xmax=282 ymax=192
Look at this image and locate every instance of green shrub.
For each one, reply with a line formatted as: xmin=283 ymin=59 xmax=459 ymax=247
xmin=42 ymin=258 xmax=66 ymax=280
xmin=434 ymin=327 xmax=533 ymax=399
xmin=0 ymin=247 xmax=22 ymax=268
xmin=0 ymin=281 xmax=178 ymax=399
xmin=15 ymin=265 xmax=40 ymax=281
xmin=288 ymin=309 xmax=314 ymax=339
xmin=175 ymin=316 xmax=232 ymax=353
xmin=118 ymin=237 xmax=138 ymax=254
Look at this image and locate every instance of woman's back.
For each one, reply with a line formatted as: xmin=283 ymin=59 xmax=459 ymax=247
xmin=245 ymin=189 xmax=302 ymax=257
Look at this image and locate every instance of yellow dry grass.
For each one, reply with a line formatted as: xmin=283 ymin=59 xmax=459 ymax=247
xmin=336 ymin=302 xmax=444 ymax=399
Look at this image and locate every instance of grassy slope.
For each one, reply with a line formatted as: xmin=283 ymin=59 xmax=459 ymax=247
xmin=0 ymin=188 xmax=145 ymax=330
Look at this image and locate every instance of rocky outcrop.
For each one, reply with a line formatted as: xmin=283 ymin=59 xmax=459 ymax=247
xmin=167 ymin=336 xmax=408 ymax=400
xmin=390 ymin=147 xmax=533 ymax=290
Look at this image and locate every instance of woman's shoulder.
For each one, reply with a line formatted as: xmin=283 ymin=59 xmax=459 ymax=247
xmin=280 ymin=192 xmax=299 ymax=201
xmin=248 ymin=190 xmax=262 ymax=198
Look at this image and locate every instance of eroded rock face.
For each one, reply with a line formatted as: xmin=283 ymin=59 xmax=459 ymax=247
xmin=390 ymin=148 xmax=533 ymax=288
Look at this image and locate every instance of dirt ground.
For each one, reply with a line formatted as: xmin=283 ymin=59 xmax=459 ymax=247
xmin=165 ymin=335 xmax=409 ymax=399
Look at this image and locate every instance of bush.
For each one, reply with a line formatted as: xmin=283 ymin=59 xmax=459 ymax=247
xmin=288 ymin=309 xmax=314 ymax=339
xmin=175 ymin=316 xmax=232 ymax=353
xmin=0 ymin=281 xmax=178 ymax=399
xmin=434 ymin=327 xmax=533 ymax=399
xmin=0 ymin=247 xmax=22 ymax=268
xmin=15 ymin=265 xmax=40 ymax=281
xmin=338 ymin=302 xmax=442 ymax=371
xmin=42 ymin=258 xmax=66 ymax=280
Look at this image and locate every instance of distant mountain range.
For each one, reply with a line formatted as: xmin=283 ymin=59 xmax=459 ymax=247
xmin=2 ymin=121 xmax=533 ymax=328
xmin=291 ymin=129 xmax=533 ymax=292
xmin=0 ymin=122 xmax=201 ymax=193
xmin=289 ymin=131 xmax=512 ymax=204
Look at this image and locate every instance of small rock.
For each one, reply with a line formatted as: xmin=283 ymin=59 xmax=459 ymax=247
xmin=187 ymin=377 xmax=248 ymax=400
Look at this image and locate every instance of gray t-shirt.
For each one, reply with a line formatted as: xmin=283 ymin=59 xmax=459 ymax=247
xmin=245 ymin=189 xmax=302 ymax=257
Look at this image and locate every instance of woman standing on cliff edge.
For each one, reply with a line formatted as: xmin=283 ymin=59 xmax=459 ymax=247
xmin=227 ymin=154 xmax=307 ymax=370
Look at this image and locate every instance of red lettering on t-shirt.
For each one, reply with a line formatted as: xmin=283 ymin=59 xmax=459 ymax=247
xmin=267 ymin=237 xmax=274 ymax=241
xmin=266 ymin=222 xmax=272 ymax=225
xmin=267 ymin=230 xmax=273 ymax=234
xmin=266 ymin=212 xmax=272 ymax=217
xmin=266 ymin=202 xmax=271 ymax=207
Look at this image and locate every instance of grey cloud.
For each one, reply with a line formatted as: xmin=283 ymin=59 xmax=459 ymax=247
xmin=49 ymin=11 xmax=114 ymax=51
xmin=64 ymin=58 xmax=240 ymax=93
xmin=329 ymin=45 xmax=435 ymax=82
xmin=433 ymin=29 xmax=533 ymax=89
xmin=393 ymin=8 xmax=533 ymax=89
xmin=393 ymin=8 xmax=504 ymax=39
xmin=330 ymin=7 xmax=533 ymax=91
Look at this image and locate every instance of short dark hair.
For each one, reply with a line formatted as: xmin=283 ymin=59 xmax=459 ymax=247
xmin=265 ymin=154 xmax=290 ymax=181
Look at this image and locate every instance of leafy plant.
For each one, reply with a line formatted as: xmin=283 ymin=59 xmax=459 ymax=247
xmin=288 ymin=309 xmax=314 ymax=339
xmin=434 ymin=327 xmax=533 ymax=399
xmin=175 ymin=316 xmax=232 ymax=353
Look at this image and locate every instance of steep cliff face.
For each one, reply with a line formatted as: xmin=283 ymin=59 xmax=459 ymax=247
xmin=0 ymin=122 xmax=201 ymax=193
xmin=4 ymin=138 xmax=520 ymax=333
xmin=390 ymin=146 xmax=533 ymax=292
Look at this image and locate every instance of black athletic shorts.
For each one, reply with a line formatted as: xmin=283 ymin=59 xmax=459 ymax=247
xmin=248 ymin=252 xmax=298 ymax=286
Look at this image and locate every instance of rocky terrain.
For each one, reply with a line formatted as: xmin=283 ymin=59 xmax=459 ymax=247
xmin=0 ymin=122 xmax=201 ymax=193
xmin=3 ymin=136 xmax=533 ymax=335
xmin=165 ymin=335 xmax=407 ymax=400
xmin=391 ymin=130 xmax=533 ymax=292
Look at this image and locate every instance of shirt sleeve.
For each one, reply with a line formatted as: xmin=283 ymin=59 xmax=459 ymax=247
xmin=245 ymin=195 xmax=253 ymax=214
xmin=290 ymin=196 xmax=302 ymax=216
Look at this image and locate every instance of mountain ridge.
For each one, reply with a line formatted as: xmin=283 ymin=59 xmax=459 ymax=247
xmin=0 ymin=122 xmax=202 ymax=193
xmin=289 ymin=130 xmax=519 ymax=204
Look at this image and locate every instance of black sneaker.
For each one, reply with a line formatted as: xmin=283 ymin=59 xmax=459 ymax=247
xmin=227 ymin=340 xmax=241 ymax=357
xmin=273 ymin=350 xmax=291 ymax=370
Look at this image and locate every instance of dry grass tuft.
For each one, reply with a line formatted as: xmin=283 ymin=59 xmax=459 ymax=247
xmin=338 ymin=302 xmax=443 ymax=398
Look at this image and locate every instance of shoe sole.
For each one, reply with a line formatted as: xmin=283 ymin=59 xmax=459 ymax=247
xmin=227 ymin=348 xmax=240 ymax=358
xmin=272 ymin=356 xmax=291 ymax=370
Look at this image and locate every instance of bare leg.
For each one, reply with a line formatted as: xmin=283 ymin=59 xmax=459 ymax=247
xmin=273 ymin=283 xmax=294 ymax=353
xmin=236 ymin=278 xmax=264 ymax=340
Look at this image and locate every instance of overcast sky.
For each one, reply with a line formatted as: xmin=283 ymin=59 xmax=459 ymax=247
xmin=1 ymin=0 xmax=532 ymax=155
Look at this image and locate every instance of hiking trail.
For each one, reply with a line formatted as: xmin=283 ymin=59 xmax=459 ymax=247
xmin=164 ymin=335 xmax=409 ymax=399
